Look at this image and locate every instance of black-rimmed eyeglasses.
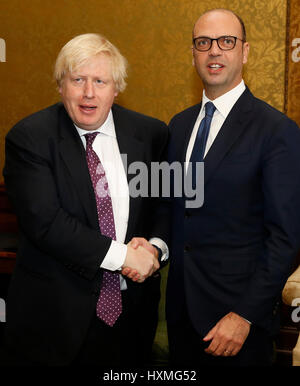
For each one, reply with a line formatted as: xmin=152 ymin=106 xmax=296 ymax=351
xmin=193 ymin=35 xmax=245 ymax=52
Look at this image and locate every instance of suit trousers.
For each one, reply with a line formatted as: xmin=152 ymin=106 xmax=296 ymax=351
xmin=72 ymin=289 xmax=155 ymax=367
xmin=0 ymin=289 xmax=157 ymax=367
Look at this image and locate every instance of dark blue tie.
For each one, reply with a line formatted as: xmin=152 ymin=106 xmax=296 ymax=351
xmin=189 ymin=101 xmax=216 ymax=188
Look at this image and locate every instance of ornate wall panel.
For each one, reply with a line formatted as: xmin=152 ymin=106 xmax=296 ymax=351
xmin=0 ymin=0 xmax=287 ymax=173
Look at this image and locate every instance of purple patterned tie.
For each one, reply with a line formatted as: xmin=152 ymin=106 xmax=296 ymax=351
xmin=84 ymin=132 xmax=122 ymax=327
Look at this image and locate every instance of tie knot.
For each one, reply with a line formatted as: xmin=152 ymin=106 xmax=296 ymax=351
xmin=205 ymin=102 xmax=216 ymax=118
xmin=84 ymin=132 xmax=99 ymax=148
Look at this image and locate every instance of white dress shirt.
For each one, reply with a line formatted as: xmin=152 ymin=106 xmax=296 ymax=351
xmin=76 ymin=111 xmax=129 ymax=289
xmin=75 ymin=109 xmax=168 ymax=288
xmin=185 ymin=80 xmax=246 ymax=170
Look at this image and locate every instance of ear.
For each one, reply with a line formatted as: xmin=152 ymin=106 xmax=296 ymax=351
xmin=58 ymin=82 xmax=63 ymax=95
xmin=242 ymin=42 xmax=250 ymax=64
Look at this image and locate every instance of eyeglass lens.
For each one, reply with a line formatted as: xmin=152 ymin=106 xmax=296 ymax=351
xmin=194 ymin=36 xmax=237 ymax=51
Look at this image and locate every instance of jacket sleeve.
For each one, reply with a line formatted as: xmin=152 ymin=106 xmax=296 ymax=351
xmin=3 ymin=121 xmax=111 ymax=281
xmin=232 ymin=118 xmax=300 ymax=329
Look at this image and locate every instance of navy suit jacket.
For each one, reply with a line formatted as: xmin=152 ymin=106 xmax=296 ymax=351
xmin=3 ymin=102 xmax=168 ymax=365
xmin=165 ymin=87 xmax=300 ymax=336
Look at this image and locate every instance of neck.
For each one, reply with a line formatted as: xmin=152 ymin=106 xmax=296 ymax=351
xmin=204 ymin=79 xmax=243 ymax=101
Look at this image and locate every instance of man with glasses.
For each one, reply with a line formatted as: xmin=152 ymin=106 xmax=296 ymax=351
xmin=164 ymin=8 xmax=300 ymax=366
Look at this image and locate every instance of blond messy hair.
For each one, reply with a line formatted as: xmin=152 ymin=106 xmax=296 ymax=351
xmin=54 ymin=33 xmax=128 ymax=92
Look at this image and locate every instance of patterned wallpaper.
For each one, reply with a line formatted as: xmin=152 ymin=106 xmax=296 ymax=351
xmin=286 ymin=0 xmax=300 ymax=126
xmin=0 ymin=0 xmax=288 ymax=174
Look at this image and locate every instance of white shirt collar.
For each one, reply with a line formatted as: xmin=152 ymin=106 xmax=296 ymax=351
xmin=201 ymin=80 xmax=246 ymax=119
xmin=74 ymin=109 xmax=116 ymax=138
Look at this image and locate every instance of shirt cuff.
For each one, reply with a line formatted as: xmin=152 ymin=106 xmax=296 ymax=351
xmin=242 ymin=317 xmax=252 ymax=325
xmin=100 ymin=240 xmax=127 ymax=271
xmin=149 ymin=237 xmax=169 ymax=262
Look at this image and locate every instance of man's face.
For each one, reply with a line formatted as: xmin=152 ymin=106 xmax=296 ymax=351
xmin=192 ymin=10 xmax=249 ymax=100
xmin=59 ymin=53 xmax=118 ymax=131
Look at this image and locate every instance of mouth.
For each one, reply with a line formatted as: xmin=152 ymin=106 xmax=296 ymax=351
xmin=79 ymin=105 xmax=97 ymax=112
xmin=207 ymin=63 xmax=225 ymax=73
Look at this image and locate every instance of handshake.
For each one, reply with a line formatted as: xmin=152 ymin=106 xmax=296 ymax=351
xmin=121 ymin=237 xmax=160 ymax=283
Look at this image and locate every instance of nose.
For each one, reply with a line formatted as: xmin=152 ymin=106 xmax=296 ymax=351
xmin=209 ymin=39 xmax=222 ymax=56
xmin=83 ymin=80 xmax=95 ymax=98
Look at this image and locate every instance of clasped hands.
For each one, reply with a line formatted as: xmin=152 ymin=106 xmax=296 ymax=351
xmin=121 ymin=237 xmax=160 ymax=283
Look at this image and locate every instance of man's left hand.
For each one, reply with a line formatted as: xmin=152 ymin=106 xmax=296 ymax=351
xmin=203 ymin=312 xmax=250 ymax=357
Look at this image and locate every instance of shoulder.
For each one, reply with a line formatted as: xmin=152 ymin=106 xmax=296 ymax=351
xmin=112 ymin=104 xmax=169 ymax=152
xmin=238 ymin=89 xmax=300 ymax=151
xmin=113 ymin=103 xmax=166 ymax=125
xmin=253 ymin=97 xmax=299 ymax=140
xmin=169 ymin=103 xmax=201 ymax=127
xmin=253 ymin=96 xmax=287 ymax=121
xmin=244 ymin=87 xmax=297 ymax=128
xmin=5 ymin=103 xmax=67 ymax=156
xmin=7 ymin=103 xmax=63 ymax=139
xmin=112 ymin=103 xmax=168 ymax=134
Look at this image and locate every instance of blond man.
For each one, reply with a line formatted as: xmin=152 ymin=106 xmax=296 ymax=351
xmin=2 ymin=33 xmax=168 ymax=366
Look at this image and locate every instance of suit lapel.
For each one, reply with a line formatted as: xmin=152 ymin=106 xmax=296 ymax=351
xmin=58 ymin=106 xmax=99 ymax=228
xmin=173 ymin=104 xmax=201 ymax=165
xmin=203 ymin=87 xmax=254 ymax=185
xmin=112 ymin=107 xmax=144 ymax=183
xmin=112 ymin=105 xmax=144 ymax=241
